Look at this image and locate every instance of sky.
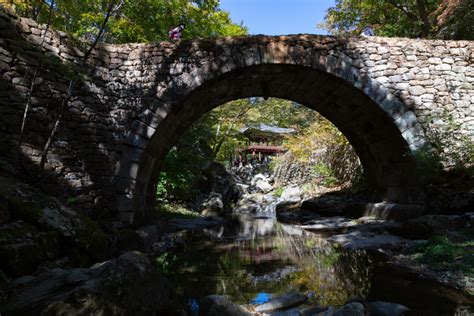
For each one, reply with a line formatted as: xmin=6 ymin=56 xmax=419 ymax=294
xmin=220 ymin=0 xmax=335 ymax=36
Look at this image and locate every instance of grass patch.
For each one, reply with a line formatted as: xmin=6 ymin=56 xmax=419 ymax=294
xmin=156 ymin=203 xmax=201 ymax=220
xmin=274 ymin=186 xmax=284 ymax=197
xmin=409 ymin=236 xmax=474 ymax=277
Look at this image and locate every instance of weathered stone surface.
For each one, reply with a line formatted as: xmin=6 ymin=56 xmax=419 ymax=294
xmin=366 ymin=301 xmax=410 ymax=316
xmin=0 ymin=221 xmax=59 ymax=277
xmin=0 ymin=251 xmax=170 ymax=315
xmin=280 ymin=186 xmax=302 ymax=203
xmin=255 ymin=292 xmax=307 ymax=313
xmin=199 ymin=295 xmax=252 ymax=316
xmin=334 ymin=302 xmax=365 ymax=316
xmin=328 ymin=231 xmax=407 ymax=250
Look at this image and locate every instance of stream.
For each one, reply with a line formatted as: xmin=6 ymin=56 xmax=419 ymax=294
xmin=159 ymin=194 xmax=473 ymax=315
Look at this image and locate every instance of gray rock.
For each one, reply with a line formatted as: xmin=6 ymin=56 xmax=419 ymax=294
xmin=0 ymin=221 xmax=59 ymax=277
xmin=301 ymin=217 xmax=358 ymax=232
xmin=265 ymin=307 xmax=302 ymax=315
xmin=300 ymin=197 xmax=342 ymax=216
xmin=0 ymin=252 xmax=170 ymax=314
xmin=334 ymin=302 xmax=364 ymax=316
xmin=200 ymin=193 xmax=224 ymax=215
xmin=252 ymin=174 xmax=273 ymax=193
xmin=199 ymin=295 xmax=252 ymax=316
xmin=366 ymin=301 xmax=410 ymax=316
xmin=167 ymin=216 xmax=225 ymax=232
xmin=135 ymin=224 xmax=159 ymax=249
xmin=328 ymin=231 xmax=407 ymax=250
xmin=280 ymin=186 xmax=301 ymax=203
xmin=255 ymin=292 xmax=307 ymax=313
xmin=301 ymin=306 xmax=329 ymax=316
xmin=256 ymin=179 xmax=273 ymax=193
xmin=314 ymin=306 xmax=335 ymax=316
xmin=250 ymin=266 xmax=301 ymax=285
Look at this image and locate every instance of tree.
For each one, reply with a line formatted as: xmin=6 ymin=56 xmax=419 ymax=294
xmin=4 ymin=0 xmax=247 ymax=43
xmin=435 ymin=0 xmax=474 ymax=40
xmin=321 ymin=0 xmax=443 ymax=38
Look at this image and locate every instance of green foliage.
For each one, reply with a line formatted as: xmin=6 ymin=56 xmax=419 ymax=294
xmin=278 ymin=116 xmax=363 ymax=187
xmin=311 ymin=163 xmax=339 ymax=187
xmin=4 ymin=0 xmax=247 ymax=43
xmin=436 ymin=0 xmax=474 ymax=40
xmin=409 ymin=236 xmax=474 ymax=276
xmin=156 ymin=252 xmax=177 ymax=273
xmin=155 ymin=120 xmax=213 ymax=201
xmin=425 ymin=110 xmax=474 ymax=172
xmin=413 ymin=109 xmax=474 ymax=184
xmin=321 ymin=0 xmax=441 ymax=38
xmin=155 ymin=203 xmax=200 ymax=219
xmin=39 ymin=54 xmax=83 ymax=81
xmin=274 ymin=186 xmax=284 ymax=197
xmin=157 ymin=98 xmax=319 ymax=202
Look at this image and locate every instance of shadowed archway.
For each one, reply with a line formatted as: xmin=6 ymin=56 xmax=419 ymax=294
xmin=117 ymin=63 xmax=426 ymax=224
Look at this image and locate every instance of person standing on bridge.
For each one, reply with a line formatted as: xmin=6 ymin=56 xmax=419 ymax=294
xmin=361 ymin=26 xmax=375 ymax=37
xmin=169 ymin=23 xmax=185 ymax=41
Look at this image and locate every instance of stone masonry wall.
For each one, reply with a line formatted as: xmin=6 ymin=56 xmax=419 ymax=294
xmin=0 ymin=13 xmax=472 ymax=222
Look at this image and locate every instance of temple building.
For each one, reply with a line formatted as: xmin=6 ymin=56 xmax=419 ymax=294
xmin=235 ymin=123 xmax=295 ymax=165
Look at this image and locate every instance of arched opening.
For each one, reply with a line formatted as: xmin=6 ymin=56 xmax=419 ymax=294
xmin=118 ymin=64 xmax=424 ymax=224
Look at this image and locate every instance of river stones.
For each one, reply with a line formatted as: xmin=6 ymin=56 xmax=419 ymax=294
xmin=0 ymin=251 xmax=170 ymax=314
xmin=199 ymin=295 xmax=252 ymax=316
xmin=328 ymin=231 xmax=407 ymax=250
xmin=366 ymin=301 xmax=410 ymax=316
xmin=255 ymin=292 xmax=307 ymax=313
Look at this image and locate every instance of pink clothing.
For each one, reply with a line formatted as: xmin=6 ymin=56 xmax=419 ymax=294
xmin=169 ymin=26 xmax=183 ymax=40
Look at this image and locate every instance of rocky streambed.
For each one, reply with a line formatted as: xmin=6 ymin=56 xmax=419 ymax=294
xmin=1 ymin=170 xmax=473 ymax=315
xmin=154 ymin=212 xmax=473 ymax=315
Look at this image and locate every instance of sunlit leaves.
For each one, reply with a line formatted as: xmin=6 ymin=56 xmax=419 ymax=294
xmin=4 ymin=0 xmax=247 ymax=43
xmin=321 ymin=0 xmax=442 ymax=38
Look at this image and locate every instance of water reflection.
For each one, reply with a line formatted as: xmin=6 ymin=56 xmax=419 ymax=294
xmin=162 ymin=212 xmax=372 ymax=310
xmin=233 ymin=213 xmax=276 ymax=240
xmin=233 ymin=213 xmax=372 ymax=306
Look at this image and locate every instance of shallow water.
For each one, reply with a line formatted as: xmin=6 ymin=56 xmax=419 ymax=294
xmin=159 ymin=213 xmax=473 ymax=315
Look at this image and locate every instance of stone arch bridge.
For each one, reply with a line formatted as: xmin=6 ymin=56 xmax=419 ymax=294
xmin=0 ymin=14 xmax=473 ymax=224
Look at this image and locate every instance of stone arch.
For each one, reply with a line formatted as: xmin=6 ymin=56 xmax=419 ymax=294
xmin=116 ymin=41 xmax=427 ymax=224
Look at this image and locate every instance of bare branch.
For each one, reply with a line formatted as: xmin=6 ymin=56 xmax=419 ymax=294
xmin=19 ymin=0 xmax=55 ymax=144
xmin=386 ymin=0 xmax=420 ymax=22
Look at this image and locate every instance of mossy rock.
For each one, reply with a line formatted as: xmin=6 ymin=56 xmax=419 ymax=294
xmin=5 ymin=194 xmax=43 ymax=223
xmin=4 ymin=193 xmax=109 ymax=262
xmin=73 ymin=212 xmax=109 ymax=261
xmin=0 ymin=195 xmax=10 ymax=224
xmin=0 ymin=221 xmax=60 ymax=277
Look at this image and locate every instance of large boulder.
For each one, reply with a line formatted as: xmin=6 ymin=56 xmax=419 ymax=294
xmin=0 ymin=176 xmax=110 ymax=273
xmin=254 ymin=292 xmax=307 ymax=313
xmin=328 ymin=231 xmax=407 ymax=251
xmin=277 ymin=186 xmax=302 ymax=212
xmin=334 ymin=302 xmax=365 ymax=316
xmin=300 ymin=197 xmax=343 ymax=216
xmin=366 ymin=301 xmax=410 ymax=316
xmin=390 ymin=214 xmax=471 ymax=239
xmin=280 ymin=186 xmax=301 ymax=203
xmin=200 ymin=192 xmax=224 ymax=216
xmin=199 ymin=295 xmax=252 ymax=316
xmin=0 ymin=251 xmax=170 ymax=314
xmin=252 ymin=174 xmax=273 ymax=193
xmin=0 ymin=221 xmax=59 ymax=277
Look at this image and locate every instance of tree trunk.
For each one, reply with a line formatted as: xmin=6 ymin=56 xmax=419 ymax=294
xmin=416 ymin=0 xmax=431 ymax=37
